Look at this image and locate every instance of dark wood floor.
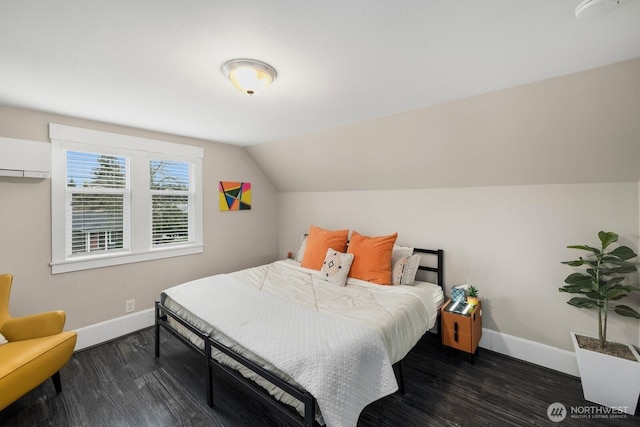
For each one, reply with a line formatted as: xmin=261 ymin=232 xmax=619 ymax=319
xmin=1 ymin=327 xmax=638 ymax=426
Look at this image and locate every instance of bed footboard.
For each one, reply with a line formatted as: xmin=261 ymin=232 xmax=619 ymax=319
xmin=155 ymin=300 xmax=317 ymax=426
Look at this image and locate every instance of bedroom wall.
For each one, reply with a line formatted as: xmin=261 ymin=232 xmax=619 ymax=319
xmin=277 ymin=183 xmax=640 ymax=353
xmin=257 ymin=58 xmax=640 ymax=358
xmin=0 ymin=106 xmax=279 ymax=331
xmin=247 ymin=57 xmax=640 ymax=192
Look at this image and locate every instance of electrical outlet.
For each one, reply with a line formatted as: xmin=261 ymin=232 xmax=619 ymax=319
xmin=125 ymin=299 xmax=135 ymax=313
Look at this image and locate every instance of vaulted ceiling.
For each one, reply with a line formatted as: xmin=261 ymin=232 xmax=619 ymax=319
xmin=1 ymin=0 xmax=639 ymax=147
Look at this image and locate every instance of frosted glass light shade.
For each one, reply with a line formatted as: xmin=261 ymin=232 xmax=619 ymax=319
xmin=221 ymin=59 xmax=277 ymax=96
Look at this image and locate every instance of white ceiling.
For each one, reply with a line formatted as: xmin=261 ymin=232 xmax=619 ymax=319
xmin=1 ymin=0 xmax=639 ymax=147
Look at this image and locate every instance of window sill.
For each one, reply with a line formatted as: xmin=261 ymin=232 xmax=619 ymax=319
xmin=50 ymin=244 xmax=204 ymax=274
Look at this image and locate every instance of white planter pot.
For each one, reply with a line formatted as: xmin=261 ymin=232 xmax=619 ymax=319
xmin=571 ymin=331 xmax=640 ymax=415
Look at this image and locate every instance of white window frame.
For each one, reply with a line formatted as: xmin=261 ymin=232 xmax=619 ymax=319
xmin=50 ymin=124 xmax=203 ymax=274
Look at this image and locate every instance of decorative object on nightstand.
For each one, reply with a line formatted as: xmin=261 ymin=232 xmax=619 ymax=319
xmin=559 ymin=230 xmax=640 ymax=414
xmin=441 ymin=299 xmax=482 ymax=364
xmin=451 ymin=285 xmax=467 ymax=303
xmin=466 ymin=285 xmax=479 ymax=306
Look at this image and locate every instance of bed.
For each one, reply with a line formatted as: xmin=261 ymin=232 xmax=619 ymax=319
xmin=155 ymin=246 xmax=444 ymax=427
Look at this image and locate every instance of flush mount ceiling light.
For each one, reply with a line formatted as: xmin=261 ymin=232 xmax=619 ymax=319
xmin=221 ymin=59 xmax=277 ymax=96
xmin=575 ymin=0 xmax=625 ymax=19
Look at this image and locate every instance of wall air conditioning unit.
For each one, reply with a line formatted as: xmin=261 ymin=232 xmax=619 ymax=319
xmin=0 ymin=137 xmax=51 ymax=179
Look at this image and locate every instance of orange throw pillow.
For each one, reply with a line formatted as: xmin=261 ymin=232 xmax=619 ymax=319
xmin=300 ymin=225 xmax=349 ymax=270
xmin=347 ymin=231 xmax=398 ymax=285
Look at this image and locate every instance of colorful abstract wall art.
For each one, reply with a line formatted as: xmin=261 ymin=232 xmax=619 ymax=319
xmin=219 ymin=181 xmax=252 ymax=211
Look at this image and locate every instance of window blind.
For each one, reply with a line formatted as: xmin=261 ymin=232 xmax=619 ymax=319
xmin=66 ymin=151 xmax=130 ymax=255
xmin=149 ymin=160 xmax=193 ymax=246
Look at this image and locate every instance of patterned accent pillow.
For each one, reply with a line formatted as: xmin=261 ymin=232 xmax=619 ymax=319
xmin=294 ymin=234 xmax=308 ymax=262
xmin=0 ymin=332 xmax=7 ymax=345
xmin=392 ymin=254 xmax=421 ymax=285
xmin=320 ymin=248 xmax=354 ymax=286
xmin=391 ymin=245 xmax=413 ymax=267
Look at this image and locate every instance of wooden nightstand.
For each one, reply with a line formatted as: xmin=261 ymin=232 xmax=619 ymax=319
xmin=441 ymin=299 xmax=482 ymax=364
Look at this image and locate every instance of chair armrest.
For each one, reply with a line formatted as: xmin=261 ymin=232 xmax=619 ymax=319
xmin=0 ymin=310 xmax=66 ymax=341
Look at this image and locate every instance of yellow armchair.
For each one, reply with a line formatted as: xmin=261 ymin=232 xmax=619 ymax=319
xmin=0 ymin=274 xmax=77 ymax=411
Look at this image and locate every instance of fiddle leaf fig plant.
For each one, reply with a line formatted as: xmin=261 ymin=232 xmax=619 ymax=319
xmin=559 ymin=231 xmax=640 ymax=349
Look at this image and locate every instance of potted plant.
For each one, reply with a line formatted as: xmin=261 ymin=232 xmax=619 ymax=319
xmin=559 ymin=231 xmax=640 ymax=414
xmin=466 ymin=285 xmax=479 ymax=306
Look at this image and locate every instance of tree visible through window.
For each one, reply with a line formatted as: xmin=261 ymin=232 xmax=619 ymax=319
xmin=67 ymin=152 xmax=128 ymax=255
xmin=150 ymin=160 xmax=191 ymax=246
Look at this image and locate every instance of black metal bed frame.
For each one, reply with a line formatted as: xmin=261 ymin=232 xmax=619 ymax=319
xmin=155 ymin=248 xmax=444 ymax=427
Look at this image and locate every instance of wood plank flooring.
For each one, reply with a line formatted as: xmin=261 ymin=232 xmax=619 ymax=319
xmin=1 ymin=327 xmax=638 ymax=426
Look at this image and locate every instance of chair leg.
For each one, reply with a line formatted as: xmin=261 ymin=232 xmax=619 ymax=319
xmin=52 ymin=371 xmax=62 ymax=393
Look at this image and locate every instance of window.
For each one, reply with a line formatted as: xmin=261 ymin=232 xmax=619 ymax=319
xmin=150 ymin=160 xmax=192 ymax=247
xmin=51 ymin=124 xmax=203 ymax=274
xmin=67 ymin=151 xmax=129 ymax=256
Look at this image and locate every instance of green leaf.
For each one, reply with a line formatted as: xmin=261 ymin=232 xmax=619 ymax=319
xmin=598 ymin=231 xmax=618 ymax=249
xmin=605 ymin=288 xmax=628 ymax=300
xmin=567 ymin=297 xmax=597 ymax=309
xmin=613 ymin=305 xmax=640 ymax=319
xmin=607 ymin=284 xmax=639 ymax=299
xmin=602 ymin=258 xmax=637 ymax=269
xmin=559 ymin=285 xmax=591 ymax=295
xmin=603 ymin=257 xmax=637 ymax=267
xmin=608 ymin=284 xmax=640 ymax=293
xmin=603 ymin=277 xmax=625 ymax=288
xmin=564 ymin=273 xmax=593 ymax=287
xmin=561 ymin=260 xmax=585 ymax=267
xmin=600 ymin=266 xmax=637 ymax=275
xmin=567 ymin=244 xmax=600 ymax=254
xmin=584 ymin=292 xmax=605 ymax=300
xmin=609 ymin=245 xmax=638 ymax=261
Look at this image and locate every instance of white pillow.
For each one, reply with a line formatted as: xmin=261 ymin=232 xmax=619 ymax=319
xmin=294 ymin=234 xmax=308 ymax=262
xmin=320 ymin=248 xmax=354 ymax=286
xmin=391 ymin=245 xmax=414 ymax=267
xmin=392 ymin=254 xmax=421 ymax=285
xmin=0 ymin=333 xmax=7 ymax=345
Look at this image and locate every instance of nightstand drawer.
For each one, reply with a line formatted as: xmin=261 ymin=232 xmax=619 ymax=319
xmin=442 ymin=313 xmax=473 ymax=334
xmin=442 ymin=328 xmax=474 ymax=353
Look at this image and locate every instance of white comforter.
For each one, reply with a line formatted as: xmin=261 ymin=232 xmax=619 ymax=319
xmin=161 ymin=260 xmax=442 ymax=427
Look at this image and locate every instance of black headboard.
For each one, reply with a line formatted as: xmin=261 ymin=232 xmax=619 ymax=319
xmin=413 ymin=248 xmax=444 ymax=289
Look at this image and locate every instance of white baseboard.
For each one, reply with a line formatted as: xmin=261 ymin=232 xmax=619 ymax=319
xmin=72 ymin=312 xmax=579 ymax=377
xmin=73 ymin=308 xmax=155 ymax=351
xmin=479 ymin=328 xmax=579 ymax=377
